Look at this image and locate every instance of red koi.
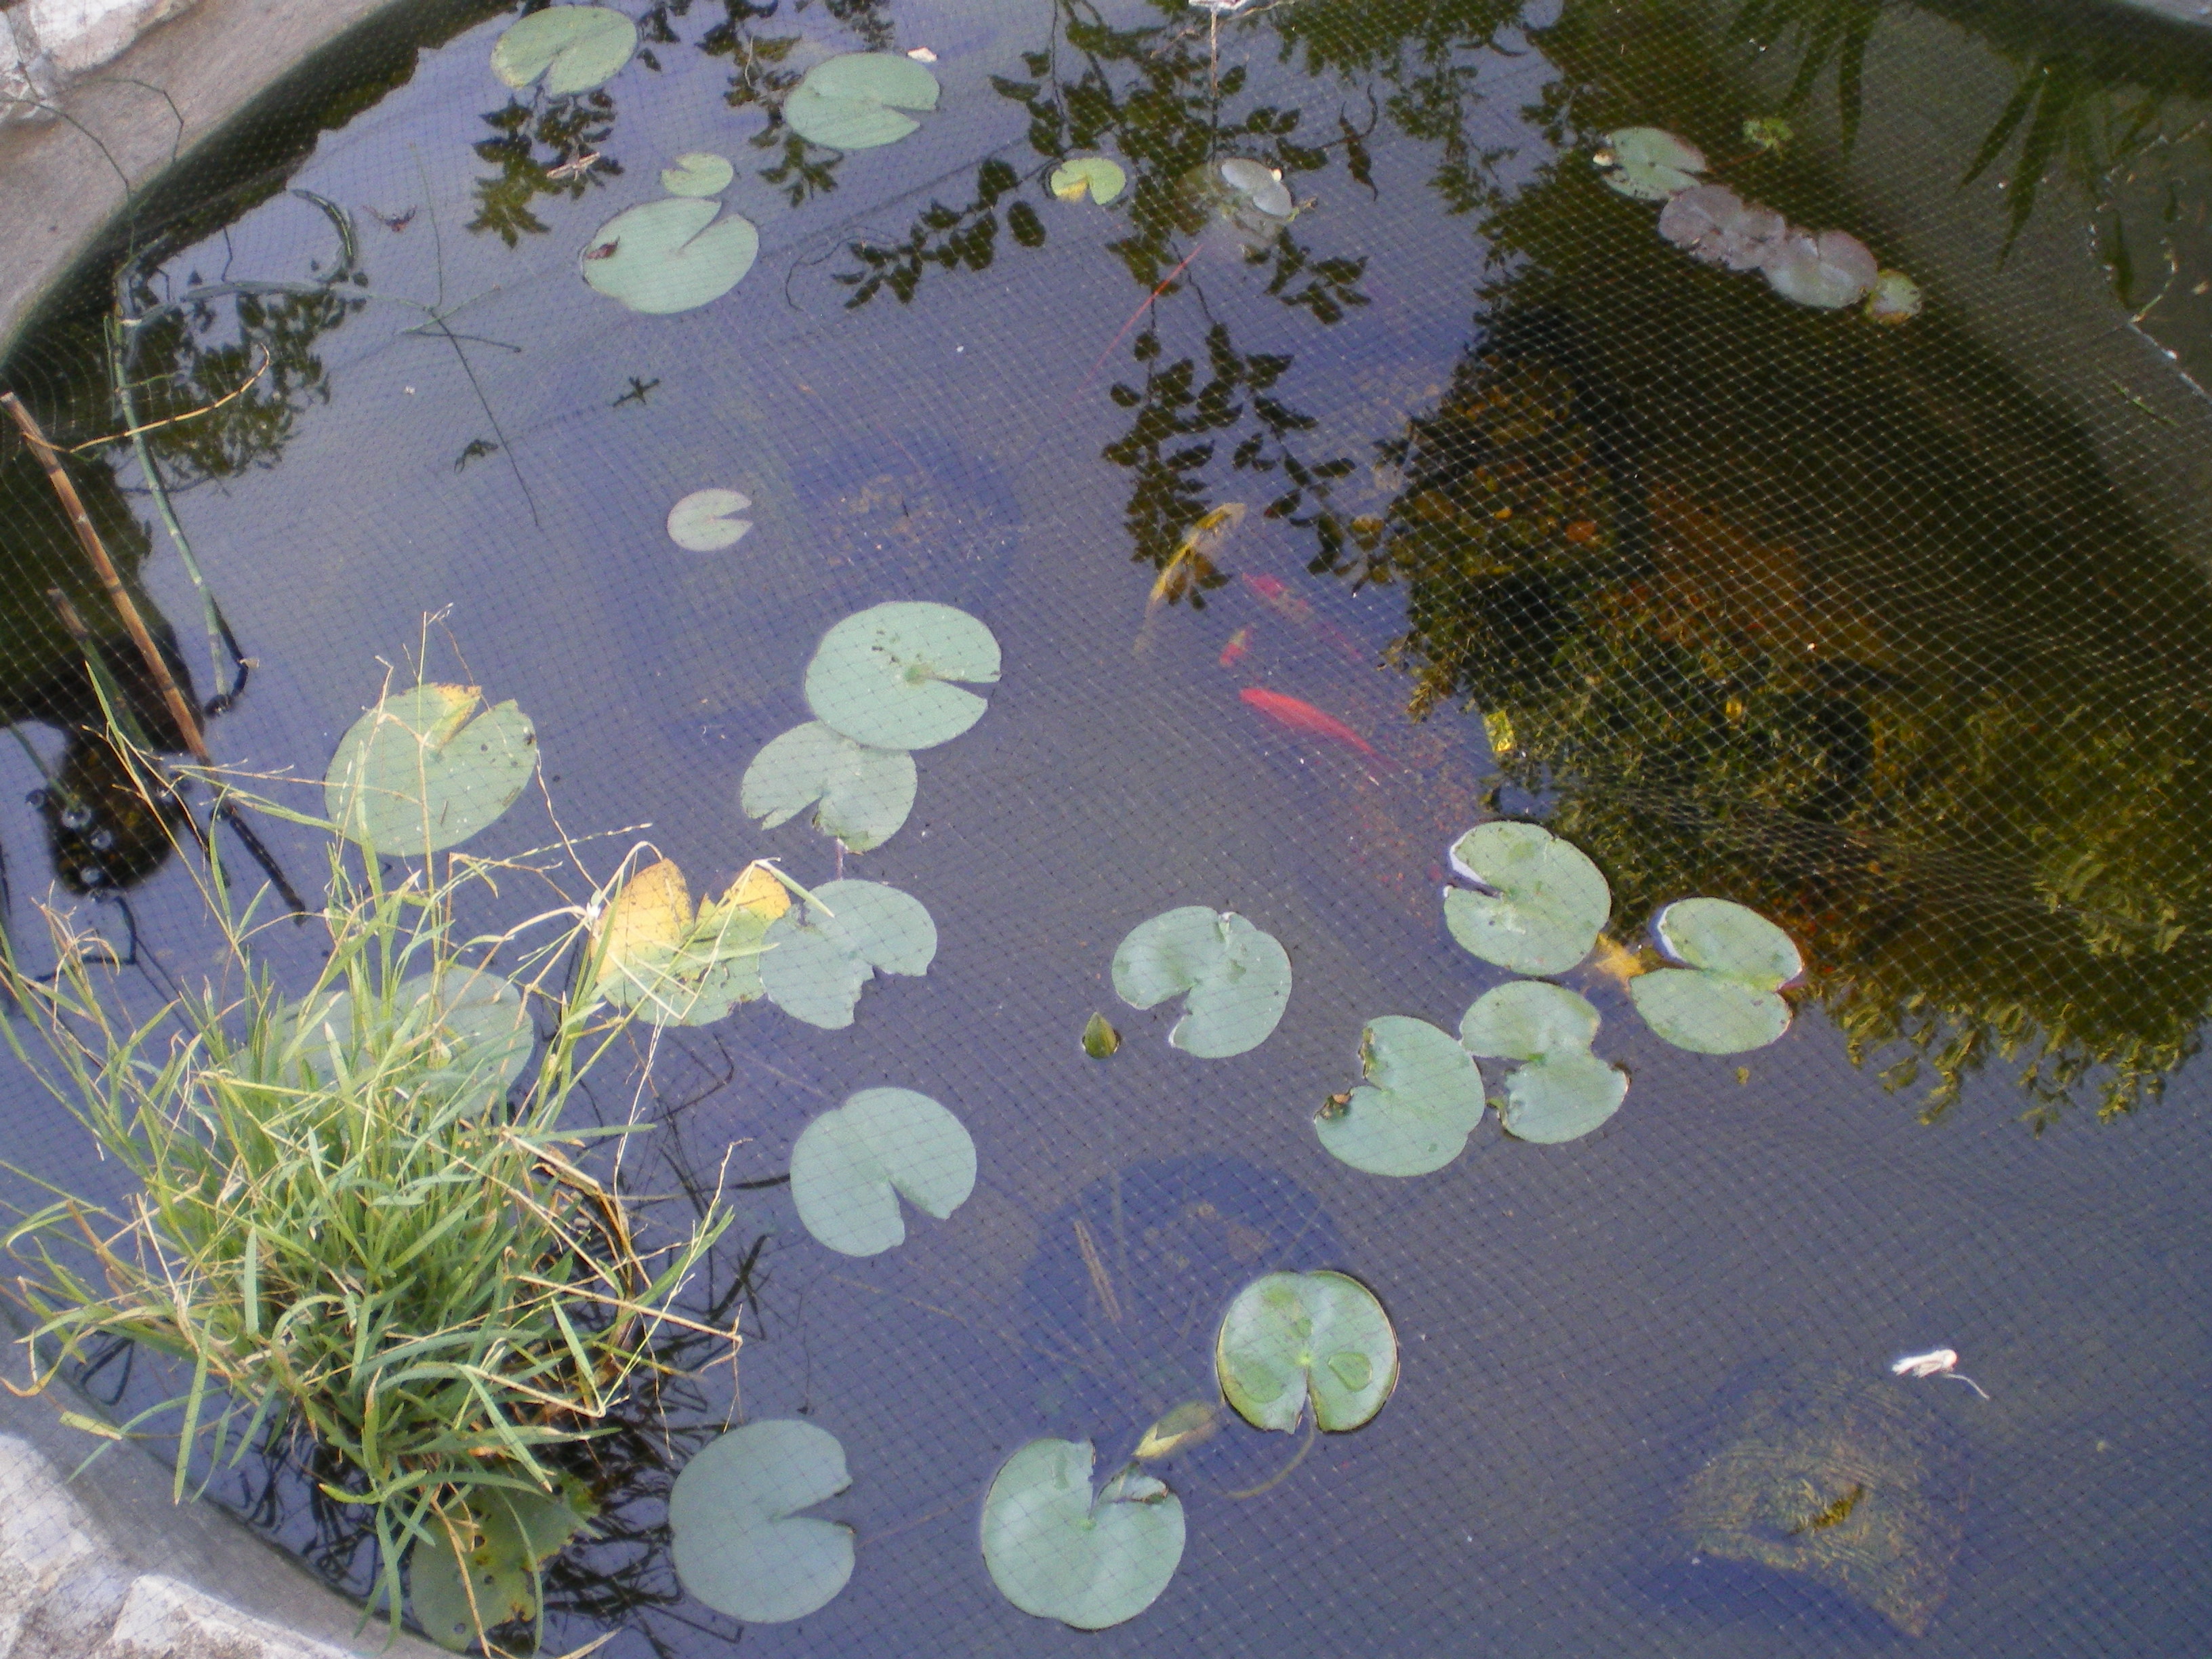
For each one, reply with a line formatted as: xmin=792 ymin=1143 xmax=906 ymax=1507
xmin=1242 ymin=573 xmax=1369 ymax=667
xmin=1240 ymin=687 xmax=1376 ymax=755
xmin=1219 ymin=626 xmax=1253 ymax=667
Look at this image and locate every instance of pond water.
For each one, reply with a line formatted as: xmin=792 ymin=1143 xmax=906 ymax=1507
xmin=3 ymin=0 xmax=2211 ymax=1653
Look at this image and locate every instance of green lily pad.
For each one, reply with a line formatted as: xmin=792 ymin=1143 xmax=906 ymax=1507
xmin=661 ymin=151 xmax=735 ymax=197
xmin=489 ymin=5 xmax=636 ymax=95
xmin=410 ymin=1487 xmax=589 ymax=1651
xmin=1629 ymin=898 xmax=1801 ymax=1054
xmin=581 ymin=198 xmax=760 ymax=315
xmin=740 ymin=722 xmax=916 ymax=853
xmin=759 ymin=878 xmax=936 ymax=1029
xmin=278 ymin=967 xmax=533 ymax=1116
xmin=789 ymin=1087 xmax=976 ymax=1256
xmin=1110 ymin=907 xmax=1292 ymax=1059
xmin=1314 ymin=1015 xmax=1487 ymax=1176
xmin=670 ymin=1420 xmax=854 ymax=1624
xmin=1597 ymin=127 xmax=1705 ymax=199
xmin=802 ymin=601 xmax=1000 ymax=751
xmin=666 ymin=488 xmax=753 ymax=551
xmin=324 ymin=684 xmax=537 ymax=857
xmin=1216 ymin=157 xmax=1294 ymax=220
xmin=1442 ymin=821 xmax=1611 ymax=976
xmin=1050 ymin=157 xmax=1126 ymax=205
xmin=1460 ymin=981 xmax=1626 ymax=1143
xmin=783 ymin=52 xmax=940 ymax=150
xmin=1214 ymin=1270 xmax=1398 ymax=1433
xmin=981 ymin=1439 xmax=1185 ymax=1631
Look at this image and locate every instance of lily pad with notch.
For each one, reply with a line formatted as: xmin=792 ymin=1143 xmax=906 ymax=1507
xmin=670 ymin=1419 xmax=854 ymax=1624
xmin=666 ymin=488 xmax=752 ymax=551
xmin=741 ymin=721 xmax=916 ymax=853
xmin=1629 ymin=897 xmax=1802 ymax=1053
xmin=592 ymin=859 xmax=790 ymax=1026
xmin=274 ymin=966 xmax=533 ymax=1115
xmin=803 ymin=600 xmax=1000 ymax=750
xmin=1050 ymin=156 xmax=1126 ymax=205
xmin=581 ymin=198 xmax=759 ymax=315
xmin=790 ymin=1087 xmax=976 ymax=1256
xmin=1215 ymin=1270 xmax=1397 ymax=1434
xmin=783 ymin=52 xmax=940 ymax=150
xmin=981 ymin=1438 xmax=1185 ymax=1631
xmin=1596 ymin=127 xmax=1706 ymax=199
xmin=324 ymin=684 xmax=537 ymax=857
xmin=1459 ymin=980 xmax=1626 ymax=1143
xmin=1443 ymin=821 xmax=1612 ymax=976
xmin=661 ymin=151 xmax=735 ymax=197
xmin=759 ymin=878 xmax=937 ymax=1029
xmin=1314 ymin=1015 xmax=1487 ymax=1177
xmin=409 ymin=1486 xmax=590 ymax=1652
xmin=1111 ymin=907 xmax=1292 ymax=1059
xmin=490 ymin=5 xmax=636 ymax=95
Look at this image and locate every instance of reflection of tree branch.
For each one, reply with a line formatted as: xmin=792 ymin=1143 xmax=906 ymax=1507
xmin=470 ymin=90 xmax=622 ymax=247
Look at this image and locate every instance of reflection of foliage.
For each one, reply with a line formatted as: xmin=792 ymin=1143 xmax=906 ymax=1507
xmin=1727 ymin=0 xmax=1885 ymax=148
xmin=838 ymin=158 xmax=1042 ymax=306
xmin=470 ymin=91 xmax=623 ymax=247
xmin=1351 ymin=0 xmax=2212 ymax=1124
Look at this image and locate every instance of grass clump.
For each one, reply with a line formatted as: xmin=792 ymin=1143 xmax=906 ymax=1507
xmin=0 ymin=739 xmax=740 ymax=1653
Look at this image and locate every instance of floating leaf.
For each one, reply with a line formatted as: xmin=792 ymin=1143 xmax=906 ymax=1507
xmin=1743 ymin=115 xmax=1793 ymax=152
xmin=1596 ymin=127 xmax=1705 ymax=199
xmin=593 ymin=859 xmax=787 ymax=1025
xmin=1132 ymin=1401 xmax=1218 ymax=1460
xmin=1111 ymin=907 xmax=1292 ymax=1059
xmin=490 ymin=5 xmax=636 ymax=95
xmin=325 ymin=684 xmax=537 ymax=856
xmin=1214 ymin=1271 xmax=1398 ymax=1433
xmin=1442 ymin=821 xmax=1611 ymax=976
xmin=741 ymin=722 xmax=916 ymax=852
xmin=581 ymin=198 xmax=759 ymax=315
xmin=758 ymin=878 xmax=935 ymax=1029
xmin=789 ymin=1087 xmax=976 ymax=1256
xmin=1216 ymin=156 xmax=1294 ymax=219
xmin=661 ymin=151 xmax=735 ymax=197
xmin=1658 ymin=184 xmax=1786 ymax=271
xmin=1866 ymin=268 xmax=1922 ymax=324
xmin=670 ymin=1420 xmax=853 ymax=1624
xmin=981 ymin=1439 xmax=1185 ymax=1631
xmin=1314 ymin=1015 xmax=1487 ymax=1176
xmin=1459 ymin=981 xmax=1626 ymax=1143
xmin=276 ymin=967 xmax=532 ymax=1116
xmin=1629 ymin=898 xmax=1802 ymax=1054
xmin=1081 ymin=1012 xmax=1121 ymax=1059
xmin=1050 ymin=156 xmax=1126 ymax=204
xmin=783 ymin=52 xmax=939 ymax=150
xmin=411 ymin=1488 xmax=589 ymax=1651
xmin=667 ymin=488 xmax=753 ymax=552
xmin=1762 ymin=227 xmax=1878 ymax=310
xmin=802 ymin=601 xmax=1000 ymax=751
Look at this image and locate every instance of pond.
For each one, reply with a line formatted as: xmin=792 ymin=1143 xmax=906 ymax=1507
xmin=2 ymin=0 xmax=2211 ymax=1653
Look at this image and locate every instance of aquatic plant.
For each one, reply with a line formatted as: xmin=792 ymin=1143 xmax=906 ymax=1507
xmin=665 ymin=487 xmax=752 ymax=550
xmin=787 ymin=1088 xmax=977 ymax=1257
xmin=1214 ymin=1270 xmax=1397 ymax=1433
xmin=1315 ymin=1015 xmax=1487 ymax=1176
xmin=659 ymin=152 xmax=734 ymax=198
xmin=489 ymin=5 xmax=637 ymax=96
xmin=1459 ymin=980 xmax=1627 ymax=1142
xmin=580 ymin=198 xmax=760 ymax=315
xmin=669 ymin=1419 xmax=854 ymax=1623
xmin=783 ymin=52 xmax=941 ymax=150
xmin=1050 ymin=157 xmax=1127 ymax=205
xmin=981 ymin=1439 xmax=1186 ymax=1630
xmin=1111 ymin=907 xmax=1293 ymax=1057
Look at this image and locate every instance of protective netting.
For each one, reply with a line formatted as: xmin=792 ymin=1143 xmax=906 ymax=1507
xmin=1 ymin=0 xmax=2210 ymax=1655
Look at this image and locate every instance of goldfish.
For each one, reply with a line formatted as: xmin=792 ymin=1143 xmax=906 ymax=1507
xmin=1242 ymin=572 xmax=1369 ymax=665
xmin=1240 ymin=687 xmax=1376 ymax=755
xmin=1219 ymin=626 xmax=1253 ymax=667
xmin=1149 ymin=503 xmax=1248 ymax=611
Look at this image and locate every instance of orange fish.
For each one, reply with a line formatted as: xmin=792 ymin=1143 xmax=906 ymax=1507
xmin=1242 ymin=573 xmax=1368 ymax=666
xmin=1219 ymin=626 xmax=1253 ymax=667
xmin=1240 ymin=687 xmax=1376 ymax=754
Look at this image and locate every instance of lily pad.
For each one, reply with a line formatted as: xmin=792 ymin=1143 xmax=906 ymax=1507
xmin=783 ymin=52 xmax=939 ymax=150
xmin=661 ymin=151 xmax=735 ymax=197
xmin=1082 ymin=1012 xmax=1121 ymax=1059
xmin=759 ymin=878 xmax=936 ymax=1029
xmin=667 ymin=488 xmax=753 ymax=552
xmin=802 ymin=601 xmax=1000 ymax=751
xmin=592 ymin=859 xmax=788 ymax=1025
xmin=1597 ymin=127 xmax=1705 ymax=199
xmin=1050 ymin=156 xmax=1126 ymax=205
xmin=1314 ymin=1015 xmax=1488 ymax=1177
xmin=670 ymin=1419 xmax=854 ymax=1624
xmin=276 ymin=966 xmax=533 ymax=1115
xmin=981 ymin=1439 xmax=1185 ymax=1631
xmin=581 ymin=198 xmax=759 ymax=315
xmin=1215 ymin=1270 xmax=1397 ymax=1434
xmin=1658 ymin=184 xmax=1786 ymax=271
xmin=1459 ymin=981 xmax=1626 ymax=1143
xmin=411 ymin=1487 xmax=589 ymax=1651
xmin=1111 ymin=907 xmax=1292 ymax=1059
xmin=1629 ymin=897 xmax=1802 ymax=1054
xmin=1442 ymin=821 xmax=1611 ymax=976
xmin=1762 ymin=227 xmax=1878 ymax=310
xmin=325 ymin=684 xmax=537 ymax=857
xmin=490 ymin=5 xmax=636 ymax=95
xmin=789 ymin=1087 xmax=976 ymax=1256
xmin=740 ymin=722 xmax=916 ymax=853
xmin=1866 ymin=268 xmax=1922 ymax=324
xmin=1216 ymin=156 xmax=1294 ymax=219
xmin=1132 ymin=1401 xmax=1218 ymax=1460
